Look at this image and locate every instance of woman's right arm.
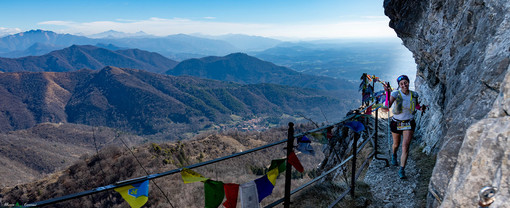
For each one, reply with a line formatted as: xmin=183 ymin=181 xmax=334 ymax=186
xmin=383 ymin=82 xmax=395 ymax=108
xmin=388 ymin=94 xmax=396 ymax=108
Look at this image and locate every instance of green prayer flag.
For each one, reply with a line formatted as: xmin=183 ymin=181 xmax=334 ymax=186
xmin=204 ymin=180 xmax=225 ymax=208
xmin=268 ymin=159 xmax=286 ymax=174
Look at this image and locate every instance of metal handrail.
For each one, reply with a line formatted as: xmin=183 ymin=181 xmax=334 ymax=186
xmin=265 ymin=125 xmax=374 ymax=208
xmin=30 ymin=111 xmax=363 ymax=207
xmin=31 ymin=139 xmax=288 ymax=207
xmin=29 ymin=83 xmax=382 ymax=207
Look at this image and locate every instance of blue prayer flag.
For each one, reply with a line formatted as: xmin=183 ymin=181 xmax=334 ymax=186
xmin=254 ymin=175 xmax=274 ymax=202
xmin=344 ymin=121 xmax=365 ymax=133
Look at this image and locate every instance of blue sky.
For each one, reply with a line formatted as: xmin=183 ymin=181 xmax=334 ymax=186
xmin=0 ymin=0 xmax=396 ymax=40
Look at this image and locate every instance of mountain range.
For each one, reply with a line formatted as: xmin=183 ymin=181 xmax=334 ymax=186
xmin=0 ymin=45 xmax=178 ymax=73
xmin=0 ymin=66 xmax=354 ymax=136
xmin=0 ymin=45 xmax=357 ymax=92
xmin=194 ymin=33 xmax=282 ymax=51
xmin=252 ymin=41 xmax=416 ymax=82
xmin=0 ymin=30 xmax=282 ymax=59
xmin=167 ymin=52 xmax=355 ymax=91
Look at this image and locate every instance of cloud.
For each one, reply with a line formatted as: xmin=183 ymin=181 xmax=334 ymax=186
xmin=38 ymin=20 xmax=74 ymax=26
xmin=0 ymin=27 xmax=22 ymax=37
xmin=37 ymin=17 xmax=395 ymax=39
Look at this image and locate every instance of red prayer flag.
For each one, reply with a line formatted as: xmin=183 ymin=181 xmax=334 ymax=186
xmin=223 ymin=183 xmax=240 ymax=208
xmin=288 ymin=151 xmax=304 ymax=173
xmin=326 ymin=127 xmax=333 ymax=139
xmin=365 ymin=105 xmax=372 ymax=115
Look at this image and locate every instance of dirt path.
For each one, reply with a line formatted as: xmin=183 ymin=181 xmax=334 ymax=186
xmin=364 ymin=118 xmax=421 ymax=208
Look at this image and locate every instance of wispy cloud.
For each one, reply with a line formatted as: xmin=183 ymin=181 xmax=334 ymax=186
xmin=37 ymin=17 xmax=395 ymax=39
xmin=0 ymin=27 xmax=22 ymax=37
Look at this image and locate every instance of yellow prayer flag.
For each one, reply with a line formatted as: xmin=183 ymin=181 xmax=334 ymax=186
xmin=114 ymin=180 xmax=149 ymax=208
xmin=180 ymin=168 xmax=209 ymax=183
xmin=266 ymin=168 xmax=279 ymax=186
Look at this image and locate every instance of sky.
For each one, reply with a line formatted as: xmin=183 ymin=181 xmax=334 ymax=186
xmin=0 ymin=0 xmax=397 ymax=40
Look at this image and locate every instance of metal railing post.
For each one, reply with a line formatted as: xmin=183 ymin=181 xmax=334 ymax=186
xmin=350 ymin=131 xmax=358 ymax=198
xmin=374 ymin=100 xmax=389 ymax=166
xmin=284 ymin=122 xmax=294 ymax=208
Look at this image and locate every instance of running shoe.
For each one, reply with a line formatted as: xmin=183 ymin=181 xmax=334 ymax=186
xmin=399 ymin=167 xmax=407 ymax=179
xmin=391 ymin=155 xmax=398 ymax=166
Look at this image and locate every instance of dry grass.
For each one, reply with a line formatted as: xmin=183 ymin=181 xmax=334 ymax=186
xmin=0 ymin=123 xmax=144 ymax=188
xmin=0 ymin=121 xmax=381 ymax=207
xmin=0 ymin=123 xmax=328 ymax=207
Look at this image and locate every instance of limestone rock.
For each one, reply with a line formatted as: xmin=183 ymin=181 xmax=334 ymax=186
xmin=384 ymin=0 xmax=510 ymax=207
xmin=441 ymin=116 xmax=509 ymax=207
xmin=441 ymin=68 xmax=510 ymax=207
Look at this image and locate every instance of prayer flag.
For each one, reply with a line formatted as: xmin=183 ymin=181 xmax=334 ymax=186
xmin=266 ymin=168 xmax=279 ymax=186
xmin=374 ymin=90 xmax=386 ymax=100
xmin=372 ymin=103 xmax=384 ymax=111
xmin=223 ymin=183 xmax=240 ymax=208
xmin=254 ymin=175 xmax=274 ymax=202
xmin=296 ymin=142 xmax=315 ymax=156
xmin=298 ymin=135 xmax=311 ymax=143
xmin=268 ymin=159 xmax=286 ymax=174
xmin=364 ymin=105 xmax=372 ymax=115
xmin=362 ymin=93 xmax=370 ymax=102
xmin=240 ymin=181 xmax=260 ymax=208
xmin=204 ymin=180 xmax=225 ymax=208
xmin=267 ymin=158 xmax=286 ymax=185
xmin=326 ymin=127 xmax=333 ymax=139
xmin=297 ymin=136 xmax=315 ymax=156
xmin=344 ymin=121 xmax=365 ymax=133
xmin=366 ymin=74 xmax=373 ymax=82
xmin=288 ymin=152 xmax=304 ymax=172
xmin=311 ymin=132 xmax=328 ymax=144
xmin=114 ymin=180 xmax=149 ymax=208
xmin=180 ymin=168 xmax=209 ymax=183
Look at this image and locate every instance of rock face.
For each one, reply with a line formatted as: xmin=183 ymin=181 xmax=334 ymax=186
xmin=384 ymin=0 xmax=509 ymax=207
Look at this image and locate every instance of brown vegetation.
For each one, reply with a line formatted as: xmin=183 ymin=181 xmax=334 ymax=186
xmin=1 ymin=123 xmax=328 ymax=207
xmin=0 ymin=67 xmax=352 ymax=137
xmin=0 ymin=123 xmax=144 ymax=188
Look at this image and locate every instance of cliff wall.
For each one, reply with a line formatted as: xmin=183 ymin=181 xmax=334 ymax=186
xmin=384 ymin=0 xmax=509 ymax=207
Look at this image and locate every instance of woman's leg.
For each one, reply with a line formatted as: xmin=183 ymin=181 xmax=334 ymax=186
xmin=392 ymin=132 xmax=401 ymax=155
xmin=400 ymin=130 xmax=414 ymax=167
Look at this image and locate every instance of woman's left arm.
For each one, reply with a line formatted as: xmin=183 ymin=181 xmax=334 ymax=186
xmin=416 ymin=98 xmax=427 ymax=113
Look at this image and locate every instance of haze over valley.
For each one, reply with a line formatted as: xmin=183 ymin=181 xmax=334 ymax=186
xmin=0 ymin=27 xmax=415 ymax=206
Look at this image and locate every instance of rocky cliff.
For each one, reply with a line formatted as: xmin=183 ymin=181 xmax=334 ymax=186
xmin=384 ymin=0 xmax=509 ymax=207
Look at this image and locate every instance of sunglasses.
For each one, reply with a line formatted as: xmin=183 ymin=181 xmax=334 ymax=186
xmin=397 ymin=75 xmax=409 ymax=83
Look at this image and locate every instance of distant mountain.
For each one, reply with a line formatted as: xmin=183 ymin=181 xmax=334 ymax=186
xmin=0 ymin=30 xmax=96 ymax=54
xmin=252 ymin=41 xmax=416 ymax=83
xmin=87 ymin=30 xmax=153 ymax=39
xmin=0 ymin=30 xmax=240 ymax=59
xmin=167 ymin=53 xmax=356 ymax=91
xmin=105 ymin=34 xmax=240 ymax=60
xmin=0 ymin=42 xmax=63 ymax=58
xmin=0 ymin=67 xmax=353 ymax=135
xmin=94 ymin=43 xmax=128 ymax=51
xmin=0 ymin=45 xmax=178 ymax=73
xmin=197 ymin=34 xmax=282 ymax=51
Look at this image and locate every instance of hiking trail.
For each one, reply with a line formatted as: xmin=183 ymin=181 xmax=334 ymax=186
xmin=364 ymin=117 xmax=421 ymax=208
